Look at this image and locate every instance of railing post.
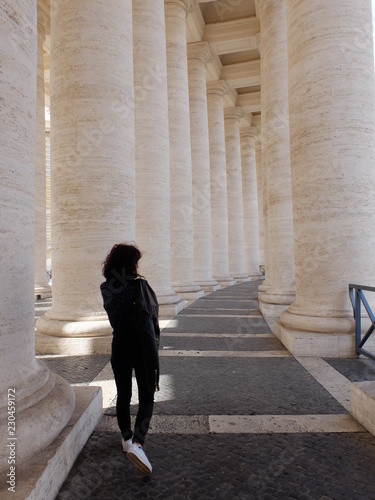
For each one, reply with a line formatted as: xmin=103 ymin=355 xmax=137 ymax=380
xmin=355 ymin=288 xmax=361 ymax=358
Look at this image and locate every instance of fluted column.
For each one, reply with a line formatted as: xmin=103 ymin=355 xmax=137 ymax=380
xmin=241 ymin=126 xmax=261 ymax=278
xmin=34 ymin=5 xmax=51 ymax=299
xmin=255 ymin=134 xmax=265 ymax=271
xmin=36 ymin=0 xmax=136 ymax=348
xmin=187 ymin=42 xmax=219 ymax=291
xmin=164 ymin=0 xmax=202 ymax=299
xmin=0 ymin=0 xmax=75 ymax=472
xmin=225 ymin=107 xmax=248 ymax=281
xmin=280 ymin=0 xmax=375 ymax=356
xmin=133 ymin=0 xmax=185 ymax=315
xmin=258 ymin=0 xmax=295 ymax=326
xmin=207 ymin=81 xmax=235 ymax=286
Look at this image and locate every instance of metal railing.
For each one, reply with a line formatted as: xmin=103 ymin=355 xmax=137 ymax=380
xmin=349 ymin=284 xmax=375 ymax=360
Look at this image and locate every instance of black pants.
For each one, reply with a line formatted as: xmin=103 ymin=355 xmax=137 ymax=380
xmin=111 ymin=333 xmax=155 ymax=446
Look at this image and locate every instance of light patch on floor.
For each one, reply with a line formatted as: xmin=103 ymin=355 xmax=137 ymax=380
xmin=161 ymin=332 xmax=274 ymax=338
xmin=178 ymin=313 xmax=263 ymax=318
xmin=208 ymin=414 xmax=365 ymax=434
xmin=96 ymin=414 xmax=364 ymax=436
xmin=159 ymin=350 xmax=290 ymax=357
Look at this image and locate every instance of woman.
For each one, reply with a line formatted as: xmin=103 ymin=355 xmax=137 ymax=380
xmin=100 ymin=243 xmax=160 ymax=476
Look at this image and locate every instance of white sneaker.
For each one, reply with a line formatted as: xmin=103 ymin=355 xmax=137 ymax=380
xmin=122 ymin=438 xmax=132 ymax=453
xmin=127 ymin=443 xmax=152 ymax=476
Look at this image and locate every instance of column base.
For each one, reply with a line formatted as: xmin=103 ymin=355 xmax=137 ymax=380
xmin=173 ymin=284 xmax=205 ymax=301
xmin=351 ymin=381 xmax=375 ymax=437
xmin=260 ymin=291 xmax=295 ymax=305
xmin=154 ymin=289 xmax=187 ymax=318
xmin=259 ymin=292 xmax=295 ymax=330
xmin=35 ymin=284 xmax=52 ymax=300
xmin=278 ymin=324 xmax=355 ymax=357
xmin=247 ymin=273 xmax=263 ymax=281
xmin=259 ymin=301 xmax=291 ymax=331
xmin=214 ymin=276 xmax=236 ymax=288
xmin=198 ymin=280 xmax=221 ymax=292
xmin=159 ymin=299 xmax=187 ymax=318
xmin=0 ymin=386 xmax=102 ymax=500
xmin=273 ymin=319 xmax=282 ymax=339
xmin=172 ymin=282 xmax=201 ymax=292
xmin=277 ymin=308 xmax=358 ymax=357
xmin=36 ymin=315 xmax=112 ymax=337
xmin=232 ymin=274 xmax=251 ymax=283
xmin=180 ymin=289 xmax=204 ymax=298
xmin=0 ymin=371 xmax=75 ymax=473
xmin=258 ymin=281 xmax=270 ymax=295
xmin=35 ymin=315 xmax=113 ymax=355
xmin=36 ymin=330 xmax=112 ymax=355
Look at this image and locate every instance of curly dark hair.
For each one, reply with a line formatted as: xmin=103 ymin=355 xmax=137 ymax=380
xmin=102 ymin=243 xmax=142 ymax=281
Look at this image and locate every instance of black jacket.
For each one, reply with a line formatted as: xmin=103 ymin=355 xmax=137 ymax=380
xmin=100 ymin=277 xmax=160 ymax=392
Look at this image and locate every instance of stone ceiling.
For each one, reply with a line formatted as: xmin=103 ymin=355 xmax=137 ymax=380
xmin=190 ymin=0 xmax=260 ymax=126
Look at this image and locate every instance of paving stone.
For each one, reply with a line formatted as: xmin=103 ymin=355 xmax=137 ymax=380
xmin=178 ymin=308 xmax=260 ymax=316
xmin=57 ymin=433 xmax=375 ymax=500
xmin=181 ymin=299 xmax=260 ymax=311
xmin=38 ymin=281 xmax=375 ymax=499
xmin=325 ymin=358 xmax=375 ymax=382
xmin=107 ymin=356 xmax=346 ymax=416
xmin=160 ymin=335 xmax=285 ymax=352
xmin=162 ymin=315 xmax=272 ymax=334
xmin=39 ymin=355 xmax=109 ymax=384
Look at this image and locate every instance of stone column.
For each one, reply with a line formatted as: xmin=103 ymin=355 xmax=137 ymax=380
xmin=258 ymin=0 xmax=295 ymax=327
xmin=187 ymin=42 xmax=220 ymax=291
xmin=255 ymin=134 xmax=265 ymax=271
xmin=258 ymin=135 xmax=270 ymax=294
xmin=207 ymin=81 xmax=235 ymax=286
xmin=133 ymin=0 xmax=185 ymax=315
xmin=280 ymin=0 xmax=375 ymax=356
xmin=257 ymin=40 xmax=270 ymax=295
xmin=164 ymin=0 xmax=203 ymax=300
xmin=36 ymin=0 xmax=137 ymax=351
xmin=34 ymin=4 xmax=51 ymax=300
xmin=241 ymin=126 xmax=261 ymax=278
xmin=224 ymin=107 xmax=248 ymax=281
xmin=0 ymin=0 xmax=75 ymax=472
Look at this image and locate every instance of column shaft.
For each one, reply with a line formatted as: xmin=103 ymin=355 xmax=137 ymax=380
xmin=241 ymin=127 xmax=261 ymax=278
xmin=281 ymin=0 xmax=375 ymax=356
xmin=133 ymin=0 xmax=185 ymax=314
xmin=207 ymin=81 xmax=235 ymax=286
xmin=257 ymin=41 xmax=270 ymax=295
xmin=187 ymin=42 xmax=219 ymax=291
xmin=258 ymin=0 xmax=295 ymax=324
xmin=225 ymin=107 xmax=248 ymax=281
xmin=0 ymin=0 xmax=74 ymax=471
xmin=255 ymin=135 xmax=265 ymax=270
xmin=34 ymin=9 xmax=51 ymax=299
xmin=37 ymin=0 xmax=136 ymax=343
xmin=165 ymin=0 xmax=202 ymax=298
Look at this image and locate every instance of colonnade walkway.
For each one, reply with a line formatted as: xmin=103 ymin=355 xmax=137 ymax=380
xmin=36 ymin=279 xmax=375 ymax=499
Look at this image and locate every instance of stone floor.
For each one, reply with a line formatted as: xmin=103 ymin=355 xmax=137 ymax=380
xmin=36 ymin=280 xmax=375 ymax=499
